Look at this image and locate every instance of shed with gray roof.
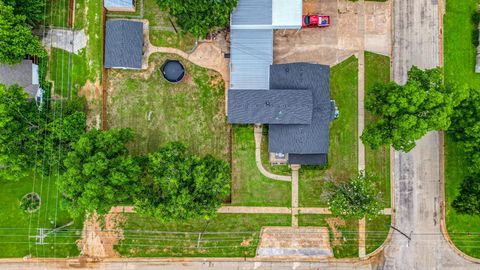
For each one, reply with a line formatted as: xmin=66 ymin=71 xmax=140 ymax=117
xmin=104 ymin=20 xmax=143 ymax=69
xmin=0 ymin=60 xmax=42 ymax=99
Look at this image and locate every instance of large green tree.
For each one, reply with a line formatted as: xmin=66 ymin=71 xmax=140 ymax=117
xmin=3 ymin=0 xmax=45 ymax=26
xmin=0 ymin=2 xmax=45 ymax=64
xmin=452 ymin=173 xmax=480 ymax=215
xmin=0 ymin=84 xmax=40 ymax=181
xmin=449 ymin=88 xmax=480 ymax=171
xmin=0 ymin=83 xmax=87 ymax=180
xmin=58 ymin=128 xmax=142 ymax=217
xmin=361 ymin=66 xmax=467 ymax=152
xmin=325 ymin=172 xmax=382 ymax=219
xmin=135 ymin=142 xmax=230 ymax=221
xmin=157 ymin=0 xmax=237 ymax=38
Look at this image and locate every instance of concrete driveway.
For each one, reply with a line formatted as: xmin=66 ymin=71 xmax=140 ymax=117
xmin=273 ymin=0 xmax=391 ymax=66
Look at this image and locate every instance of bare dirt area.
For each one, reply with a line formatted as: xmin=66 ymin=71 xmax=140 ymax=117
xmin=256 ymin=226 xmax=333 ymax=258
xmin=274 ymin=0 xmax=391 ymax=66
xmin=77 ymin=210 xmax=124 ymax=259
xmin=326 ymin=217 xmax=346 ymax=246
xmin=78 ymin=79 xmax=102 ymax=129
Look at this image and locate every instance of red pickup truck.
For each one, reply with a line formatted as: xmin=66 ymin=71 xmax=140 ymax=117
xmin=302 ymin=15 xmax=330 ymax=28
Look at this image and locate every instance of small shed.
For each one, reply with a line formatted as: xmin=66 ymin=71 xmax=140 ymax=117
xmin=104 ymin=20 xmax=144 ymax=69
xmin=104 ymin=0 xmax=136 ymax=12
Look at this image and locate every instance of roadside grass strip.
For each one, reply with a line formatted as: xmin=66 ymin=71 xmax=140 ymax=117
xmin=444 ymin=0 xmax=480 ymax=259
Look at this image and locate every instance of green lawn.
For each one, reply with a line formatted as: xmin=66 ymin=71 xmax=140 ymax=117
xmin=0 ymin=173 xmax=82 ymax=258
xmin=444 ymin=0 xmax=480 ymax=258
xmin=108 ymin=53 xmax=229 ymax=160
xmin=298 ymin=55 xmax=359 ymax=207
xmin=298 ymin=214 xmax=359 ymax=258
xmin=144 ymin=0 xmax=196 ymax=51
xmin=49 ymin=0 xmax=103 ymax=97
xmin=364 ymin=51 xmax=391 ymax=207
xmin=46 ymin=0 xmax=69 ymax=27
xmin=445 ymin=137 xmax=480 ymax=258
xmin=115 ymin=213 xmax=291 ymax=257
xmin=365 ymin=215 xmax=391 ymax=254
xmin=231 ymin=125 xmax=291 ymax=206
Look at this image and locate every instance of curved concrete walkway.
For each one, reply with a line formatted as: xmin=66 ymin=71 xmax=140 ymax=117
xmin=254 ymin=125 xmax=292 ymax=182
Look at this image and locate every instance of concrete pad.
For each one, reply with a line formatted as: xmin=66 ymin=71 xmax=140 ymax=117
xmin=42 ymin=28 xmax=87 ymax=54
xmin=256 ymin=227 xmax=333 ymax=258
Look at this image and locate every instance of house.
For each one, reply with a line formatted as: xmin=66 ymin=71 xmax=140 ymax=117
xmin=104 ymin=0 xmax=136 ymax=12
xmin=228 ymin=0 xmax=336 ymax=166
xmin=104 ymin=20 xmax=144 ymax=69
xmin=0 ymin=60 xmax=43 ymax=103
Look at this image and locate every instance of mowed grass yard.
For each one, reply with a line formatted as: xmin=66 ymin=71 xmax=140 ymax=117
xmin=107 ymin=53 xmax=230 ymax=160
xmin=0 ymin=173 xmax=83 ymax=258
xmin=444 ymin=0 xmax=480 ymax=258
xmin=107 ymin=0 xmax=196 ymax=51
xmin=49 ymin=0 xmax=103 ymax=97
xmin=115 ymin=213 xmax=291 ymax=257
xmin=231 ymin=125 xmax=291 ymax=207
xmin=298 ymin=56 xmax=358 ymax=207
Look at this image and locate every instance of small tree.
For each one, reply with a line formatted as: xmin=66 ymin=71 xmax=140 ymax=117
xmin=0 ymin=2 xmax=46 ymax=64
xmin=361 ymin=66 xmax=467 ymax=152
xmin=326 ymin=172 xmax=382 ymax=219
xmin=452 ymin=173 xmax=480 ymax=215
xmin=58 ymin=129 xmax=142 ymax=217
xmin=157 ymin=0 xmax=238 ymax=38
xmin=135 ymin=142 xmax=230 ymax=221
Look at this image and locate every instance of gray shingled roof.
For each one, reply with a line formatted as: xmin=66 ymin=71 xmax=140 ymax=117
xmin=104 ymin=0 xmax=134 ymax=8
xmin=105 ymin=20 xmax=143 ymax=69
xmin=0 ymin=60 xmax=38 ymax=98
xmin=268 ymin=63 xmax=331 ymax=154
xmin=288 ymin=154 xmax=328 ymax=165
xmin=230 ymin=29 xmax=273 ymax=89
xmin=228 ymin=89 xmax=312 ymax=124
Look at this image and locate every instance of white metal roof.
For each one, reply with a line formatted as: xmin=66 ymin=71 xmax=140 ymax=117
xmin=272 ymin=0 xmax=302 ymax=28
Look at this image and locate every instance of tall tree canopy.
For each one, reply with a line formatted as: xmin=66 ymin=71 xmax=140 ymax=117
xmin=0 ymin=83 xmax=87 ymax=181
xmin=135 ymin=142 xmax=230 ymax=221
xmin=449 ymin=88 xmax=480 ymax=171
xmin=0 ymin=84 xmax=40 ymax=181
xmin=157 ymin=0 xmax=238 ymax=38
xmin=0 ymin=2 xmax=45 ymax=64
xmin=58 ymin=129 xmax=142 ymax=217
xmin=452 ymin=173 xmax=480 ymax=215
xmin=361 ymin=67 xmax=467 ymax=152
xmin=3 ymin=0 xmax=45 ymax=26
xmin=325 ymin=172 xmax=382 ymax=219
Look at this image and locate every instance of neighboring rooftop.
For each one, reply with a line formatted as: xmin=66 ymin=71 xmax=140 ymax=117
xmin=0 ymin=60 xmax=40 ymax=98
xmin=104 ymin=20 xmax=143 ymax=69
xmin=104 ymin=0 xmax=135 ymax=11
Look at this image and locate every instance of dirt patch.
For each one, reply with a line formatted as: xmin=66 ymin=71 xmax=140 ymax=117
xmin=326 ymin=217 xmax=346 ymax=246
xmin=78 ymin=79 xmax=102 ymax=130
xmin=77 ymin=210 xmax=124 ymax=259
